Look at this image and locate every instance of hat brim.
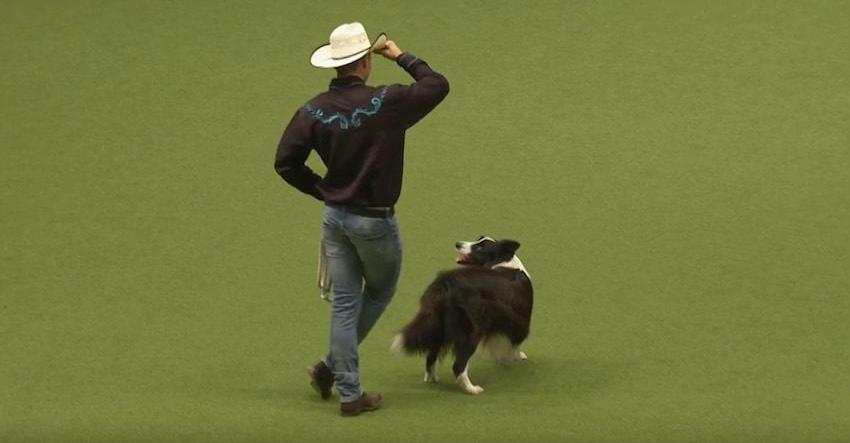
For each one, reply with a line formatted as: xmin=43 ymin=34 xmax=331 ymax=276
xmin=310 ymin=33 xmax=387 ymax=68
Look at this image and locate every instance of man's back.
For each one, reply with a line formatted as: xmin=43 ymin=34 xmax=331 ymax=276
xmin=275 ymin=53 xmax=448 ymax=207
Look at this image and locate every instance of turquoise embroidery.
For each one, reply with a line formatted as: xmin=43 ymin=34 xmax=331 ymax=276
xmin=304 ymin=86 xmax=389 ymax=130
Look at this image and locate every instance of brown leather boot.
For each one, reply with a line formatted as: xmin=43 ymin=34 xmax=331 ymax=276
xmin=306 ymin=360 xmax=334 ymax=400
xmin=340 ymin=392 xmax=382 ymax=417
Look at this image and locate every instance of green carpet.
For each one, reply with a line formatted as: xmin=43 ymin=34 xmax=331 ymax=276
xmin=2 ymin=0 xmax=848 ymax=441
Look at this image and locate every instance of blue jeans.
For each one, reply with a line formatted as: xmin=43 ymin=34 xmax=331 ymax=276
xmin=320 ymin=205 xmax=402 ymax=403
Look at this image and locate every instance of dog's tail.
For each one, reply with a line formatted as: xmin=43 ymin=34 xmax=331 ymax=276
xmin=391 ymin=311 xmax=443 ymax=355
xmin=391 ymin=279 xmax=452 ymax=355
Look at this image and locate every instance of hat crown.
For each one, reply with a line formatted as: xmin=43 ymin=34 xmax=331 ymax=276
xmin=310 ymin=22 xmax=385 ymax=68
xmin=329 ymin=22 xmax=370 ymax=59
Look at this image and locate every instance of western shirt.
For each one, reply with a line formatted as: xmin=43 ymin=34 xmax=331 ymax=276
xmin=274 ymin=53 xmax=449 ymax=207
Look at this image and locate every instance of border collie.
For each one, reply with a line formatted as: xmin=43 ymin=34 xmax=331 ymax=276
xmin=391 ymin=236 xmax=533 ymax=394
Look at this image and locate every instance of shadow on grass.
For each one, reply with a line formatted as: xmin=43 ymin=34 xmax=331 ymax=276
xmin=231 ymin=354 xmax=630 ymax=419
xmin=381 ymin=354 xmax=631 ymax=402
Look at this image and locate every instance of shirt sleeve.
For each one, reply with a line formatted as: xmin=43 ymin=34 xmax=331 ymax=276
xmin=274 ymin=109 xmax=324 ymax=201
xmin=391 ymin=53 xmax=450 ymax=128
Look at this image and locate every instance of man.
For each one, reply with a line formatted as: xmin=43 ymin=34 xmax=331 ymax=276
xmin=274 ymin=22 xmax=449 ymax=416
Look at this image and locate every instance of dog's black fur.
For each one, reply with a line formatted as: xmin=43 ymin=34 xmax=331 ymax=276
xmin=393 ymin=237 xmax=533 ymax=392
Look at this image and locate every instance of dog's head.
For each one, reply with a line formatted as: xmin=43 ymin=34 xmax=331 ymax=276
xmin=455 ymin=236 xmax=521 ymax=268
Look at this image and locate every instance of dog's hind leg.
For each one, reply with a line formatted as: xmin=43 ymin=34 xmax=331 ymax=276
xmin=424 ymin=348 xmax=440 ymax=383
xmin=453 ymin=339 xmax=483 ymax=394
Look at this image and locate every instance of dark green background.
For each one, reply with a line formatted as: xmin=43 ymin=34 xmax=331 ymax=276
xmin=2 ymin=1 xmax=848 ymax=441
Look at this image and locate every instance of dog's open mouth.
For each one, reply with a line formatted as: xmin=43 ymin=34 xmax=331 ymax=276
xmin=456 ymin=254 xmax=471 ymax=265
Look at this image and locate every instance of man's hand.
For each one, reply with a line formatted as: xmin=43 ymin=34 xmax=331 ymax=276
xmin=376 ymin=40 xmax=403 ymax=61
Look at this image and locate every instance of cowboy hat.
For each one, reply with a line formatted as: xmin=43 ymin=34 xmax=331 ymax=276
xmin=310 ymin=22 xmax=388 ymax=69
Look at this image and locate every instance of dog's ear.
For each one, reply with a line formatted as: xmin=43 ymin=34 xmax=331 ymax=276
xmin=501 ymin=240 xmax=520 ymax=255
xmin=478 ymin=235 xmax=487 ymax=241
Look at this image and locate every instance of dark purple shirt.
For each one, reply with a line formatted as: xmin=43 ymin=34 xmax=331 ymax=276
xmin=274 ymin=54 xmax=449 ymax=207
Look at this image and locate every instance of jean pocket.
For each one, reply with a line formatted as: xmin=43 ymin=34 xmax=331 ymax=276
xmin=347 ymin=216 xmax=390 ymax=240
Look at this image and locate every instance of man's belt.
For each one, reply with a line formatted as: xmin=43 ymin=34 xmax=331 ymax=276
xmin=331 ymin=204 xmax=395 ymax=218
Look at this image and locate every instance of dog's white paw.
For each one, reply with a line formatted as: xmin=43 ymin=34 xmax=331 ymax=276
xmin=423 ymin=371 xmax=440 ymax=383
xmin=464 ymin=385 xmax=484 ymax=395
xmin=517 ymin=351 xmax=528 ymax=360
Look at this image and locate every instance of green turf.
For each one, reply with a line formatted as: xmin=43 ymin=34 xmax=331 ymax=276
xmin=2 ymin=0 xmax=849 ymax=441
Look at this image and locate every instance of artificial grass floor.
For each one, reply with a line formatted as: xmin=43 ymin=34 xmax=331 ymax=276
xmin=2 ymin=1 xmax=849 ymax=441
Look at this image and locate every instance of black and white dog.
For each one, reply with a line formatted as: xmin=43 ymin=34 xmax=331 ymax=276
xmin=391 ymin=236 xmax=533 ymax=394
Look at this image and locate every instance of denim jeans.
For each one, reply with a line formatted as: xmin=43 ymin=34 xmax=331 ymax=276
xmin=320 ymin=204 xmax=402 ymax=403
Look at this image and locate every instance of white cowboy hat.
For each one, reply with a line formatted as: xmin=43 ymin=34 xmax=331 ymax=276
xmin=310 ymin=22 xmax=387 ymax=69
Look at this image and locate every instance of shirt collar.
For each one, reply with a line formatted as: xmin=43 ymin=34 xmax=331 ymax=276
xmin=329 ymin=76 xmax=365 ymax=90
